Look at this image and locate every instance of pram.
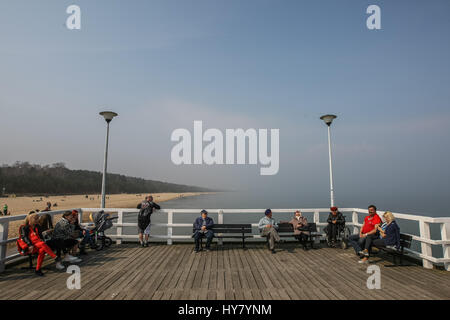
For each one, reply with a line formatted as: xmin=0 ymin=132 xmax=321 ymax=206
xmin=89 ymin=210 xmax=118 ymax=250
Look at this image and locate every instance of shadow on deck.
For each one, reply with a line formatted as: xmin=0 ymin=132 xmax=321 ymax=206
xmin=1 ymin=243 xmax=449 ymax=300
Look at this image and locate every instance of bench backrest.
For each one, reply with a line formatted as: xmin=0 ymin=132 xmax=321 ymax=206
xmin=400 ymin=233 xmax=412 ymax=249
xmin=192 ymin=224 xmax=252 ymax=234
xmin=307 ymin=222 xmax=317 ymax=232
xmin=277 ymin=223 xmax=294 ymax=233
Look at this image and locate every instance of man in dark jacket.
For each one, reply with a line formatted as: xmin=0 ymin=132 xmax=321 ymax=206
xmin=324 ymin=206 xmax=345 ymax=247
xmin=137 ymin=195 xmax=161 ymax=247
xmin=193 ymin=209 xmax=214 ymax=252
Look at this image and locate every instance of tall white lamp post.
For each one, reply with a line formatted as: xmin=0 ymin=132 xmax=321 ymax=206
xmin=320 ymin=114 xmax=337 ymax=207
xmin=99 ymin=111 xmax=118 ymax=208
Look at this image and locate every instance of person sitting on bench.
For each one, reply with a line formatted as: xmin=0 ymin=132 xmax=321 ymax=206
xmin=358 ymin=211 xmax=401 ymax=264
xmin=348 ymin=205 xmax=381 ymax=264
xmin=51 ymin=211 xmax=82 ymax=263
xmin=289 ymin=210 xmax=309 ymax=250
xmin=324 ymin=206 xmax=345 ymax=247
xmin=193 ymin=209 xmax=214 ymax=253
xmin=72 ymin=210 xmax=97 ymax=254
xmin=19 ymin=213 xmax=64 ymax=276
xmin=258 ymin=209 xmax=280 ymax=254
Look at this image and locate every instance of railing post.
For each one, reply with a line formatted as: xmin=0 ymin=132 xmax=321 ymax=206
xmin=0 ymin=222 xmax=9 ymax=273
xmin=78 ymin=209 xmax=83 ymax=224
xmin=116 ymin=210 xmax=123 ymax=245
xmin=218 ymin=210 xmax=223 ymax=245
xmin=314 ymin=209 xmax=320 ymax=229
xmin=440 ymin=222 xmax=450 ymax=271
xmin=352 ymin=211 xmax=359 ymax=234
xmin=419 ymin=221 xmax=433 ymax=269
xmin=313 ymin=211 xmax=320 ymax=244
xmin=167 ymin=211 xmax=173 ymax=245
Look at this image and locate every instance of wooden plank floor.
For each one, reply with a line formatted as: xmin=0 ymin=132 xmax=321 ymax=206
xmin=1 ymin=243 xmax=449 ymax=300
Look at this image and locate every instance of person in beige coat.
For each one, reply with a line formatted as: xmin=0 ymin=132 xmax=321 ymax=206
xmin=289 ymin=210 xmax=310 ymax=250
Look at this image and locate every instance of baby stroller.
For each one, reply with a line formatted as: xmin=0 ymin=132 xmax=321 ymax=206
xmin=89 ymin=210 xmax=117 ymax=250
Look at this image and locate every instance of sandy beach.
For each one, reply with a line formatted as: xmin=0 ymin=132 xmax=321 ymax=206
xmin=0 ymin=192 xmax=210 ymax=245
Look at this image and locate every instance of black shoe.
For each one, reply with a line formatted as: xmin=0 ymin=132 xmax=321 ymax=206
xmin=194 ymin=248 xmax=200 ymax=253
xmin=140 ymin=242 xmax=145 ymax=247
xmin=144 ymin=242 xmax=149 ymax=247
xmin=35 ymin=269 xmax=44 ymax=276
xmin=90 ymin=244 xmax=98 ymax=250
xmin=271 ymin=249 xmax=276 ymax=254
xmin=303 ymin=245 xmax=308 ymax=251
xmin=79 ymin=249 xmax=88 ymax=255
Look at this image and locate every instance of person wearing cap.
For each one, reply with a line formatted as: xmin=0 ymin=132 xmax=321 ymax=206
xmin=258 ymin=209 xmax=280 ymax=253
xmin=324 ymin=206 xmax=345 ymax=247
xmin=193 ymin=209 xmax=214 ymax=252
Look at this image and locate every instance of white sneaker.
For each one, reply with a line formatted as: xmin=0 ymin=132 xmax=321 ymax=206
xmin=358 ymin=259 xmax=368 ymax=264
xmin=63 ymin=254 xmax=80 ymax=262
xmin=55 ymin=262 xmax=65 ymax=270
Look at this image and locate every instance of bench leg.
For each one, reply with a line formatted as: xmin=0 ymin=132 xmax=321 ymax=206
xmin=21 ymin=255 xmax=34 ymax=270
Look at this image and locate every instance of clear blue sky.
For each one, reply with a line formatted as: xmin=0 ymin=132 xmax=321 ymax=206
xmin=0 ymin=0 xmax=449 ymax=215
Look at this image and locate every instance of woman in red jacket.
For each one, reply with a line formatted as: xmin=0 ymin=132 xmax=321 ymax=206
xmin=19 ymin=213 xmax=64 ymax=276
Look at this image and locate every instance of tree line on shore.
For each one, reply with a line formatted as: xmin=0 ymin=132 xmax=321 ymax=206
xmin=0 ymin=162 xmax=212 ymax=196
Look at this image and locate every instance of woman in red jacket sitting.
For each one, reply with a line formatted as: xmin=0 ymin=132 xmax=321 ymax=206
xmin=19 ymin=213 xmax=64 ymax=276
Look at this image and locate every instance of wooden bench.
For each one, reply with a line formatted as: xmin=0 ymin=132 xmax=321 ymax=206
xmin=274 ymin=222 xmax=322 ymax=249
xmin=375 ymin=233 xmax=412 ymax=266
xmin=193 ymin=224 xmax=253 ymax=248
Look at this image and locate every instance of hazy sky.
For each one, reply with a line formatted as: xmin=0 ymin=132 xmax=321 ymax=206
xmin=0 ymin=0 xmax=449 ymax=215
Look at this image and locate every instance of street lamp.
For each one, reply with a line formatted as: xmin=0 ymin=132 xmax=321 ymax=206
xmin=320 ymin=114 xmax=337 ymax=207
xmin=99 ymin=111 xmax=118 ymax=208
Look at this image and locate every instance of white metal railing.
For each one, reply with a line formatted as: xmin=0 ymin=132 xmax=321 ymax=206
xmin=1 ymin=208 xmax=449 ymax=272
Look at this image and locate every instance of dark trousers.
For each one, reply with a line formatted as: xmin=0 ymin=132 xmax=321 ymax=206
xmin=47 ymin=238 xmax=78 ymax=258
xmin=78 ymin=230 xmax=94 ymax=249
xmin=194 ymin=230 xmax=214 ymax=249
xmin=348 ymin=234 xmax=378 ymax=254
xmin=295 ymin=233 xmax=309 ymax=246
xmin=372 ymin=238 xmax=386 ymax=248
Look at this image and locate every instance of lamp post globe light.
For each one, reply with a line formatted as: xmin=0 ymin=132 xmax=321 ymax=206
xmin=320 ymin=114 xmax=337 ymax=207
xmin=99 ymin=111 xmax=118 ymax=208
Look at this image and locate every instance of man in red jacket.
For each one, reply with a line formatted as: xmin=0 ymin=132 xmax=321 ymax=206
xmin=348 ymin=205 xmax=381 ymax=262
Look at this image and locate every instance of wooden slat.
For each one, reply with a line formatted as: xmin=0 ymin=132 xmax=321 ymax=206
xmin=2 ymin=243 xmax=450 ymax=300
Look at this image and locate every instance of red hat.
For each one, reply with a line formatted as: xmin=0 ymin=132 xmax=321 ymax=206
xmin=72 ymin=210 xmax=78 ymax=215
xmin=330 ymin=206 xmax=338 ymax=211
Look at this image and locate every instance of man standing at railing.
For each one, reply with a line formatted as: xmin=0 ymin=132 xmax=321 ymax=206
xmin=258 ymin=209 xmax=280 ymax=254
xmin=348 ymin=205 xmax=381 ymax=263
xmin=137 ymin=195 xmax=161 ymax=247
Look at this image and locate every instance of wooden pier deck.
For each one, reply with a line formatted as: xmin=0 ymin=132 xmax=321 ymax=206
xmin=1 ymin=243 xmax=449 ymax=300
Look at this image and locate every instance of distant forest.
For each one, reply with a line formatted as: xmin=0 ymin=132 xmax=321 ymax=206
xmin=0 ymin=162 xmax=212 ymax=196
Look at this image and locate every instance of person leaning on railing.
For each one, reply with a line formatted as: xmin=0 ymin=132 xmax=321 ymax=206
xmin=18 ymin=213 xmax=64 ymax=276
xmin=348 ymin=205 xmax=381 ymax=263
xmin=137 ymin=195 xmax=161 ymax=247
xmin=258 ymin=209 xmax=280 ymax=254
